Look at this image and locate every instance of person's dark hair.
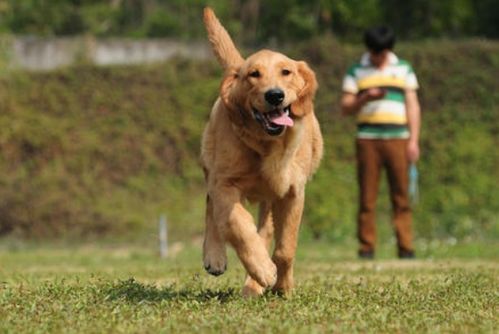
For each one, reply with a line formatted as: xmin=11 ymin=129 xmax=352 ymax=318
xmin=364 ymin=26 xmax=395 ymax=53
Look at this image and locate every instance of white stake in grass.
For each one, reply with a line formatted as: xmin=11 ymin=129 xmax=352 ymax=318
xmin=159 ymin=214 xmax=168 ymax=258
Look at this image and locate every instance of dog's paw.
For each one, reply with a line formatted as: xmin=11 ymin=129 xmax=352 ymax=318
xmin=271 ymin=283 xmax=293 ymax=297
xmin=203 ymin=249 xmax=227 ymax=276
xmin=247 ymin=256 xmax=277 ymax=288
xmin=242 ymin=277 xmax=265 ymax=297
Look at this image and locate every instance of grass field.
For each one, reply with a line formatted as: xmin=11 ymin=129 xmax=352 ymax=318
xmin=0 ymin=240 xmax=497 ymax=333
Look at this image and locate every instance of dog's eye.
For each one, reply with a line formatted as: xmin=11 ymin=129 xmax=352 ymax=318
xmin=249 ymin=70 xmax=261 ymax=78
xmin=282 ymin=69 xmax=291 ymax=76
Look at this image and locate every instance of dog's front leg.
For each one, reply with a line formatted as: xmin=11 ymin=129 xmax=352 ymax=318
xmin=243 ymin=201 xmax=274 ymax=297
xmin=212 ymin=185 xmax=277 ymax=289
xmin=203 ymin=194 xmax=227 ymax=276
xmin=271 ymin=187 xmax=305 ymax=295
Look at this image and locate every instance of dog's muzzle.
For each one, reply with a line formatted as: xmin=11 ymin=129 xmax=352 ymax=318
xmin=251 ymin=105 xmax=293 ymax=136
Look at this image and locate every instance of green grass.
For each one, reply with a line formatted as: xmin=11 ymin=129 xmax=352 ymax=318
xmin=1 ymin=241 xmax=497 ymax=333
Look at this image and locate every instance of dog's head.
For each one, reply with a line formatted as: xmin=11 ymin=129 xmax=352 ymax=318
xmin=204 ymin=8 xmax=317 ymax=138
xmin=221 ymin=51 xmax=317 ymax=137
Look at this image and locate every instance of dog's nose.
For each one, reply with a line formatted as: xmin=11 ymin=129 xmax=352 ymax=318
xmin=265 ymin=89 xmax=285 ymax=106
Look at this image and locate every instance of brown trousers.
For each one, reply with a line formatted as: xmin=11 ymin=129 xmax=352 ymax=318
xmin=356 ymin=138 xmax=413 ymax=253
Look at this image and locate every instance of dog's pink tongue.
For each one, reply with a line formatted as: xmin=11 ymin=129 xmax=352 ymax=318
xmin=271 ymin=114 xmax=294 ymax=127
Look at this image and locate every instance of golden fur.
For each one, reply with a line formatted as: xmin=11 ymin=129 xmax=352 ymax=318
xmin=201 ymin=7 xmax=323 ymax=296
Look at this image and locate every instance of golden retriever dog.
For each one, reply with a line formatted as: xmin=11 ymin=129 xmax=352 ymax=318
xmin=201 ymin=7 xmax=323 ymax=296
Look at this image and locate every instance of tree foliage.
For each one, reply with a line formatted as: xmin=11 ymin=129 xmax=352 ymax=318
xmin=0 ymin=0 xmax=498 ymax=42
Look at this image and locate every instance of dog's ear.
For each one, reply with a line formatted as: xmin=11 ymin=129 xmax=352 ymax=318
xmin=292 ymin=61 xmax=318 ymax=117
xmin=220 ymin=67 xmax=239 ymax=111
xmin=297 ymin=61 xmax=318 ymax=99
xmin=220 ymin=67 xmax=248 ymax=127
xmin=204 ymin=7 xmax=244 ymax=69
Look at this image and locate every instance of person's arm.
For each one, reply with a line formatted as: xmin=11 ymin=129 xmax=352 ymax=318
xmin=405 ymin=89 xmax=421 ymax=162
xmin=341 ymin=92 xmax=364 ymax=116
xmin=341 ymin=89 xmax=386 ymax=116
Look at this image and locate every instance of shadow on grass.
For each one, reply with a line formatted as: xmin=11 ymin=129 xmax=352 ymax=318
xmin=104 ymin=278 xmax=236 ymax=303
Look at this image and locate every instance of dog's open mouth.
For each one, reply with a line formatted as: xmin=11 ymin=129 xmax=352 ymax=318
xmin=251 ymin=105 xmax=293 ymax=136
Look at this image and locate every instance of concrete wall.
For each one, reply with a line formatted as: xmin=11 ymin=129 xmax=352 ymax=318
xmin=5 ymin=36 xmax=212 ymax=71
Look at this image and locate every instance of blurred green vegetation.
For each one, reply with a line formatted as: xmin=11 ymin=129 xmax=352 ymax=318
xmin=0 ymin=38 xmax=498 ymax=243
xmin=0 ymin=0 xmax=498 ymax=42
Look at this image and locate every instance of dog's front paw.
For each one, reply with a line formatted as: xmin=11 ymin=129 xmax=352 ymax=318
xmin=203 ymin=247 xmax=227 ymax=276
xmin=242 ymin=276 xmax=265 ymax=297
xmin=247 ymin=256 xmax=277 ymax=288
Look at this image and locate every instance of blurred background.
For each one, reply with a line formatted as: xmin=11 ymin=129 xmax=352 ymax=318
xmin=0 ymin=0 xmax=497 ymax=253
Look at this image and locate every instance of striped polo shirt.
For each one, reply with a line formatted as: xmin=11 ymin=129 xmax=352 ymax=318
xmin=342 ymin=52 xmax=419 ymax=139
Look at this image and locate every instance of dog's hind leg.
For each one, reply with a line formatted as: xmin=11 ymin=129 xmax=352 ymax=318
xmin=242 ymin=201 xmax=274 ymax=297
xmin=271 ymin=187 xmax=305 ymax=295
xmin=203 ymin=194 xmax=227 ymax=276
xmin=213 ymin=186 xmax=277 ymax=288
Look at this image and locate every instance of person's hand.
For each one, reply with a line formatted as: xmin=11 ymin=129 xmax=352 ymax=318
xmin=361 ymin=88 xmax=386 ymax=101
xmin=407 ymin=140 xmax=420 ymax=162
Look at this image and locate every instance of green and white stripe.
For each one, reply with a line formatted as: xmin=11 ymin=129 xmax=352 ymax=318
xmin=357 ymin=124 xmax=410 ymax=139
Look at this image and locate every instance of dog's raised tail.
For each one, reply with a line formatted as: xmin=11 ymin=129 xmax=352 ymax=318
xmin=203 ymin=7 xmax=244 ymax=69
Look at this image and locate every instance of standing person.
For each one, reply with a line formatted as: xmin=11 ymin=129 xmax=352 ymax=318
xmin=341 ymin=26 xmax=421 ymax=259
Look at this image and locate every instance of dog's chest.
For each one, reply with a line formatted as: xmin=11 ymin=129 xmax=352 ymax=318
xmin=261 ymin=155 xmax=297 ymax=198
xmin=236 ymin=123 xmax=306 ymax=199
xmin=247 ymin=153 xmax=302 ymax=202
xmin=236 ymin=154 xmax=295 ymax=201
